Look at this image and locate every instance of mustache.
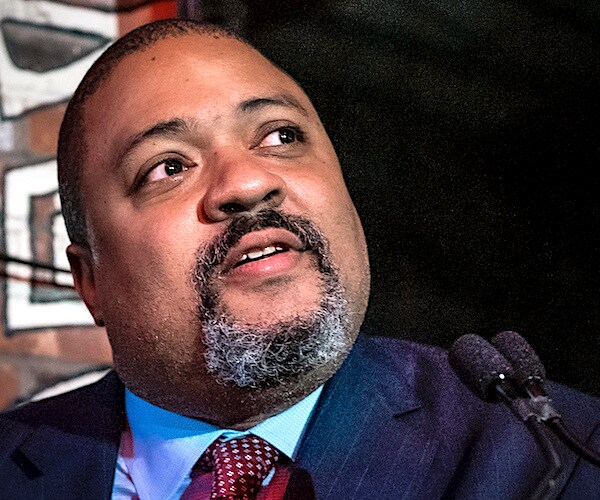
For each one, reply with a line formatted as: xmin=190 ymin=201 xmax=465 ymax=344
xmin=194 ymin=209 xmax=333 ymax=296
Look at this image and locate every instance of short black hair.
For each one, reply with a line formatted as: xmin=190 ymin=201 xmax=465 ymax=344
xmin=57 ymin=19 xmax=245 ymax=245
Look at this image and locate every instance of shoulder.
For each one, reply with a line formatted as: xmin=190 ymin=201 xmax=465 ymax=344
xmin=351 ymin=333 xmax=474 ymax=404
xmin=0 ymin=370 xmax=124 ymax=439
xmin=357 ymin=332 xmax=600 ymax=401
xmin=354 ymin=333 xmax=600 ymax=496
xmin=354 ymin=332 xmax=600 ymax=437
xmin=0 ymin=371 xmax=123 ymax=497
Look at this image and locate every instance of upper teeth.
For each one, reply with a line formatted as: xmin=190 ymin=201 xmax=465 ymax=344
xmin=239 ymin=246 xmax=283 ymax=263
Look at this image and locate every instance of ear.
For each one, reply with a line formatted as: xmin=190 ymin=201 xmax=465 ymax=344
xmin=66 ymin=243 xmax=104 ymax=327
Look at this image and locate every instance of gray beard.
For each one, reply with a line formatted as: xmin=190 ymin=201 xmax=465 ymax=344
xmin=202 ymin=271 xmax=349 ymax=388
xmin=194 ymin=210 xmax=351 ymax=388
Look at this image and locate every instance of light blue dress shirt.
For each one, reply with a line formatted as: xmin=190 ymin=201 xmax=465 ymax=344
xmin=112 ymin=386 xmax=323 ymax=500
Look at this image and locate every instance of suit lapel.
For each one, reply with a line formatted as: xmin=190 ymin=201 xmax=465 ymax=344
xmin=296 ymin=335 xmax=442 ymax=500
xmin=8 ymin=371 xmax=125 ymax=499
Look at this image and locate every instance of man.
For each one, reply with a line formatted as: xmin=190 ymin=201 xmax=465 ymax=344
xmin=0 ymin=19 xmax=599 ymax=499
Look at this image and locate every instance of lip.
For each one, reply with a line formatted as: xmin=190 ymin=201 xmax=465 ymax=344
xmin=220 ymin=228 xmax=305 ymax=275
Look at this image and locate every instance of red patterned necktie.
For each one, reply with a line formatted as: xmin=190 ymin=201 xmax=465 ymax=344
xmin=196 ymin=434 xmax=280 ymax=500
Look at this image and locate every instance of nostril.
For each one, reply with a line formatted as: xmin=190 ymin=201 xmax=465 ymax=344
xmin=214 ymin=188 xmax=284 ymax=218
xmin=219 ymin=202 xmax=246 ymax=214
xmin=262 ymin=189 xmax=280 ymax=204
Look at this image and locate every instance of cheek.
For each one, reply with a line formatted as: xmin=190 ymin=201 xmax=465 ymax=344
xmin=90 ymin=198 xmax=200 ymax=268
xmin=292 ymin=172 xmax=362 ymax=237
xmin=89 ymin=211 xmax=201 ymax=319
xmin=290 ymin=174 xmax=368 ymax=272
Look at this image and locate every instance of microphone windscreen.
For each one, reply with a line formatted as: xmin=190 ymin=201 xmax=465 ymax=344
xmin=449 ymin=334 xmax=515 ymax=402
xmin=490 ymin=331 xmax=546 ymax=386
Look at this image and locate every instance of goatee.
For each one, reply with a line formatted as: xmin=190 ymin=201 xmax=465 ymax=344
xmin=193 ymin=209 xmax=351 ymax=388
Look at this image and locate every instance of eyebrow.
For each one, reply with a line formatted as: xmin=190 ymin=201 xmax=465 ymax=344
xmin=238 ymin=94 xmax=309 ymax=116
xmin=116 ymin=118 xmax=194 ymax=170
xmin=126 ymin=118 xmax=191 ymax=152
xmin=116 ymin=95 xmax=309 ymax=168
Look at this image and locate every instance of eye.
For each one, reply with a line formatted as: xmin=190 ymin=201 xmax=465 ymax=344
xmin=145 ymin=157 xmax=192 ymax=183
xmin=258 ymin=127 xmax=303 ymax=147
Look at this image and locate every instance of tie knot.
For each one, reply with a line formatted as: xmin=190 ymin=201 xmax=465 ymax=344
xmin=199 ymin=434 xmax=280 ymax=499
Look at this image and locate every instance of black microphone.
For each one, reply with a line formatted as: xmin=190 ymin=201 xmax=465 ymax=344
xmin=491 ymin=331 xmax=600 ymax=469
xmin=449 ymin=334 xmax=563 ymax=500
xmin=491 ymin=330 xmax=546 ymax=396
xmin=448 ymin=334 xmax=518 ymax=403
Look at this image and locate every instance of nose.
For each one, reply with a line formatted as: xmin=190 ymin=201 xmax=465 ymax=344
xmin=202 ymin=151 xmax=287 ymax=222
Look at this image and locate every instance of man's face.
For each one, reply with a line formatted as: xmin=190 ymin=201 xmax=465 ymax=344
xmin=72 ymin=34 xmax=370 ymax=425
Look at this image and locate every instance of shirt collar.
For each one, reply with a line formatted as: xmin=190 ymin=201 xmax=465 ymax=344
xmin=124 ymin=386 xmax=323 ymax=500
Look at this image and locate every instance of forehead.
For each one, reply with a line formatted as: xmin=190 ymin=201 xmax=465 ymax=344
xmin=86 ymin=35 xmax=309 ymax=130
xmin=81 ymin=34 xmax=315 ymax=170
xmin=100 ymin=33 xmax=298 ymax=94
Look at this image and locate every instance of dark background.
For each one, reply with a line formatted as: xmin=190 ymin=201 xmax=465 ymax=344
xmin=182 ymin=0 xmax=600 ymax=397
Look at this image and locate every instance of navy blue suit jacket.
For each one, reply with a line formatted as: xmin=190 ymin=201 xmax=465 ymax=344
xmin=1 ymin=334 xmax=599 ymax=499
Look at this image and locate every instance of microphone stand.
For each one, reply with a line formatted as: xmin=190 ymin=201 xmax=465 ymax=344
xmin=452 ymin=332 xmax=600 ymax=500
xmin=495 ymin=385 xmax=563 ymax=500
xmin=521 ymin=380 xmax=600 ymax=469
xmin=526 ymin=420 xmax=563 ymax=500
xmin=490 ymin=331 xmax=600 ymax=470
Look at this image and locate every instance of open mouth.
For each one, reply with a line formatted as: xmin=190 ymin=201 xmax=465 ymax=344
xmin=219 ymin=228 xmax=307 ymax=277
xmin=233 ymin=244 xmax=289 ymax=268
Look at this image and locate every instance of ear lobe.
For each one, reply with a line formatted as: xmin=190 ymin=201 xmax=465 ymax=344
xmin=66 ymin=243 xmax=104 ymax=327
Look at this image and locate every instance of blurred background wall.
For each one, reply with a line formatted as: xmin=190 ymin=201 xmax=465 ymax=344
xmin=0 ymin=0 xmax=176 ymax=410
xmin=1 ymin=0 xmax=598 ymax=410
